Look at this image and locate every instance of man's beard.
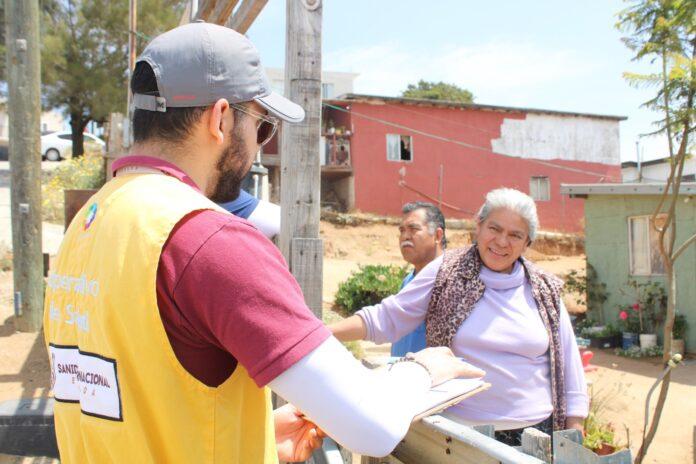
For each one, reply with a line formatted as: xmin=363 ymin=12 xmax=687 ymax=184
xmin=208 ymin=125 xmax=252 ymax=203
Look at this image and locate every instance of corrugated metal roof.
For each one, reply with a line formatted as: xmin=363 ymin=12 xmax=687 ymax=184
xmin=326 ymin=93 xmax=627 ymax=121
xmin=560 ymin=182 xmax=696 ymax=196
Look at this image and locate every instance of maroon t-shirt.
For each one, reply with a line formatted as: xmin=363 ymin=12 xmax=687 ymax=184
xmin=113 ymin=156 xmax=330 ymax=387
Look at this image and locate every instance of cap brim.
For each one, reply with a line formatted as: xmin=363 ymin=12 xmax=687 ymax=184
xmin=255 ymin=92 xmax=305 ymax=123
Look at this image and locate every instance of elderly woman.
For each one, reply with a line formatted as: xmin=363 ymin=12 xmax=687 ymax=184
xmin=330 ymin=188 xmax=588 ymax=445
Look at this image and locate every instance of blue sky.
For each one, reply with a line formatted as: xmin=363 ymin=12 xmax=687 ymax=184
xmin=245 ymin=0 xmax=668 ymax=163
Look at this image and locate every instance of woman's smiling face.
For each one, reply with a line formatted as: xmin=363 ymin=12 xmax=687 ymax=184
xmin=475 ymin=208 xmax=530 ymax=273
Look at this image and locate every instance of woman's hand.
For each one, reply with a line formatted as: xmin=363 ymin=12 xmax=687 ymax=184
xmin=274 ymin=403 xmax=326 ymax=462
xmin=565 ymin=416 xmax=584 ymax=433
xmin=408 ymin=346 xmax=485 ymax=386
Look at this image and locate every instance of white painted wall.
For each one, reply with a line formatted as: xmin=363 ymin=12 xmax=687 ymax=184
xmin=265 ymin=67 xmax=358 ymax=99
xmin=491 ymin=113 xmax=621 ymax=165
xmin=0 ymin=107 xmax=67 ymax=140
xmin=622 ymin=157 xmax=696 ymax=182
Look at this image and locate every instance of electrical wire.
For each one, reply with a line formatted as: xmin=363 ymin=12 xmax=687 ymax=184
xmin=323 ymin=102 xmax=621 ymax=181
xmin=381 ymin=103 xmax=501 ymax=136
xmin=398 ymin=180 xmax=475 ymax=215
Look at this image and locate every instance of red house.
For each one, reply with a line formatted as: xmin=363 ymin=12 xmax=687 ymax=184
xmin=263 ymin=94 xmax=625 ymax=233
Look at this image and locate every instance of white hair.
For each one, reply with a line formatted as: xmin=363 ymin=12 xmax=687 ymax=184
xmin=476 ymin=188 xmax=539 ymax=241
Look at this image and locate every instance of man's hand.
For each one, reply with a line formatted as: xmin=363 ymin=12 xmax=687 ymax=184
xmin=274 ymin=403 xmax=325 ymax=462
xmin=408 ymin=347 xmax=485 ymax=387
xmin=565 ymin=416 xmax=584 ymax=433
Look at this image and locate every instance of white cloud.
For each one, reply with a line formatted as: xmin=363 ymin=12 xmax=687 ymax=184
xmin=324 ymin=41 xmax=595 ymax=105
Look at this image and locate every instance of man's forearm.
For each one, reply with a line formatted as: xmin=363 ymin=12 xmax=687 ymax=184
xmin=329 ymin=315 xmax=367 ymax=341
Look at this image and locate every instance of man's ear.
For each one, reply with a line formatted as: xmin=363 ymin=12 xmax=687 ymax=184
xmin=207 ymin=98 xmax=231 ymax=145
xmin=436 ymin=228 xmax=444 ymax=244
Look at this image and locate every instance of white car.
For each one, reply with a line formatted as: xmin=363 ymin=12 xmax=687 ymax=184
xmin=41 ymin=131 xmax=106 ymax=161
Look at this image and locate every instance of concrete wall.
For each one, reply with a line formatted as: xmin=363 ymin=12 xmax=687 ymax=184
xmin=492 ymin=114 xmax=621 ymax=165
xmin=0 ymin=109 xmax=66 ymax=139
xmin=344 ymin=101 xmax=622 ymax=232
xmin=584 ymin=194 xmax=696 ymax=351
xmin=265 ymin=67 xmax=358 ymax=99
xmin=622 ymin=157 xmax=696 ymax=182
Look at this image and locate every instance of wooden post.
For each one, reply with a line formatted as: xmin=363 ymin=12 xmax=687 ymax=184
xmin=105 ymin=113 xmax=125 ymax=181
xmin=280 ymin=0 xmax=323 ymax=317
xmin=127 ymin=0 xmax=137 ymax=115
xmin=5 ymin=0 xmax=43 ymax=332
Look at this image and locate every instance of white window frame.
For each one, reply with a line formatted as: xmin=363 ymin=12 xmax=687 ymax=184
xmin=628 ymin=214 xmax=667 ymax=276
xmin=321 ymin=83 xmax=335 ymax=99
xmin=386 ymin=134 xmax=413 ymax=163
xmin=530 ymin=176 xmax=551 ymax=201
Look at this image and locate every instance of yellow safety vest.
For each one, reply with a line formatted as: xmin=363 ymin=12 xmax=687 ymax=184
xmin=43 ymin=172 xmax=277 ymax=463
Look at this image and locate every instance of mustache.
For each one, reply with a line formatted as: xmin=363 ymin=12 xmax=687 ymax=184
xmin=400 ymin=240 xmax=414 ymax=248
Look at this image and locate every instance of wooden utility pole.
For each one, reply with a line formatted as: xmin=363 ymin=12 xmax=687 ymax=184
xmin=5 ymin=0 xmax=43 ymax=332
xmin=126 ymin=0 xmax=137 ymax=117
xmin=280 ymin=0 xmax=323 ymax=317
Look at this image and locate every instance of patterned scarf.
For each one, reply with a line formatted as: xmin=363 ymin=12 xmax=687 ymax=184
xmin=425 ymin=246 xmax=567 ymax=431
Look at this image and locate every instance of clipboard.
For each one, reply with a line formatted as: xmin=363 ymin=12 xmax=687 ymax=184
xmin=412 ymin=381 xmax=491 ymax=422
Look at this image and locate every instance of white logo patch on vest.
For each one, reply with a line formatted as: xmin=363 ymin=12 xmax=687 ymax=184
xmin=49 ymin=344 xmax=122 ymax=421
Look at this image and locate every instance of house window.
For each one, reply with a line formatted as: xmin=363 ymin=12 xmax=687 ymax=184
xmin=629 ymin=215 xmax=668 ymax=275
xmin=321 ymin=83 xmax=335 ymax=99
xmin=386 ymin=134 xmax=413 ymax=162
xmin=530 ymin=176 xmax=550 ymax=201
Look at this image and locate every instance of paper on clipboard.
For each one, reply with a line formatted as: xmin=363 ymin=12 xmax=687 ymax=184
xmin=412 ymin=379 xmax=490 ymax=422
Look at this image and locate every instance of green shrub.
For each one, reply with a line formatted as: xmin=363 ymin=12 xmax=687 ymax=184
xmin=334 ymin=264 xmax=408 ymax=315
xmin=42 ymin=155 xmax=106 ymax=224
xmin=673 ymin=314 xmax=687 ymax=340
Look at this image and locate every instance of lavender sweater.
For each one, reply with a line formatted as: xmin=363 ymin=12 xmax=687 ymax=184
xmin=357 ymin=255 xmax=589 ymax=430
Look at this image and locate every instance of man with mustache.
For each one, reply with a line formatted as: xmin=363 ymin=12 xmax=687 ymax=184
xmin=391 ymin=202 xmax=446 ymax=356
xmin=43 ymin=23 xmax=482 ymax=463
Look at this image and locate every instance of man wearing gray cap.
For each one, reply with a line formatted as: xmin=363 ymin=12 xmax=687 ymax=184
xmin=44 ymin=22 xmax=482 ymax=463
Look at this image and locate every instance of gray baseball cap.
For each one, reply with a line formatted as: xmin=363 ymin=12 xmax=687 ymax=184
xmin=133 ymin=22 xmax=304 ymax=123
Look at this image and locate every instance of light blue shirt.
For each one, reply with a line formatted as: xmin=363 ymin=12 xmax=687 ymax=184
xmin=389 ymin=271 xmax=426 ymax=356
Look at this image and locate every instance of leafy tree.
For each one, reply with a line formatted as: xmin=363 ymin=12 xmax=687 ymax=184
xmin=617 ymin=0 xmax=694 ymax=462
xmin=0 ymin=1 xmax=60 ymax=88
xmin=40 ymin=0 xmax=185 ymax=157
xmin=401 ymin=80 xmax=474 ymax=103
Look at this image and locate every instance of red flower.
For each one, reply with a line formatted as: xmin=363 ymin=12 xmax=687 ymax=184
xmin=632 ymin=303 xmax=640 ymax=311
xmin=619 ymin=311 xmax=629 ymax=320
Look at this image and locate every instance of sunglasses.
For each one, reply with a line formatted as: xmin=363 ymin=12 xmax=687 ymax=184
xmin=229 ymin=103 xmax=278 ymax=147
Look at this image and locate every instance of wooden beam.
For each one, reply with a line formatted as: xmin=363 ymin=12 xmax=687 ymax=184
xmin=211 ymin=0 xmax=239 ymax=25
xmin=279 ymin=0 xmax=322 ymax=315
xmin=291 ymin=238 xmax=323 ymax=318
xmin=179 ymin=2 xmax=192 ymax=25
xmin=5 ymin=0 xmax=44 ymax=332
xmin=226 ymin=0 xmax=268 ymax=34
xmin=194 ymin=0 xmax=218 ymax=21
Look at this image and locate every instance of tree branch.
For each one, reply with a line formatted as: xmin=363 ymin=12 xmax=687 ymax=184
xmin=672 ymin=233 xmax=696 ymax=262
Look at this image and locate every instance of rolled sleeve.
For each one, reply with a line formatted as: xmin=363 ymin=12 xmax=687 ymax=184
xmin=172 ymin=212 xmax=331 ymax=387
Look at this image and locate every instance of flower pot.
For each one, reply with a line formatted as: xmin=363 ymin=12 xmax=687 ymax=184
xmin=589 ymin=334 xmax=621 ymax=349
xmin=640 ymin=333 xmax=657 ymax=349
xmin=595 ymin=443 xmax=616 ymax=456
xmin=622 ymin=332 xmax=639 ymax=349
xmin=672 ymin=338 xmax=685 ymax=355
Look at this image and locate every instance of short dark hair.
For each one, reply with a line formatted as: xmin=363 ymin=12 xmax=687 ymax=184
xmin=402 ymin=201 xmax=447 ymax=249
xmin=130 ymin=61 xmax=208 ymax=143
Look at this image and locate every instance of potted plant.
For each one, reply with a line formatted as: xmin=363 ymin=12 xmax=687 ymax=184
xmin=622 ymin=281 xmax=667 ymax=349
xmin=672 ymin=314 xmax=687 ymax=355
xmin=618 ymin=306 xmax=640 ymax=349
xmin=582 ymin=323 xmax=622 ymax=349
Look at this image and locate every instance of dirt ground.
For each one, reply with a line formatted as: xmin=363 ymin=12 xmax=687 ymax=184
xmin=0 ymin=221 xmax=694 ymax=463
